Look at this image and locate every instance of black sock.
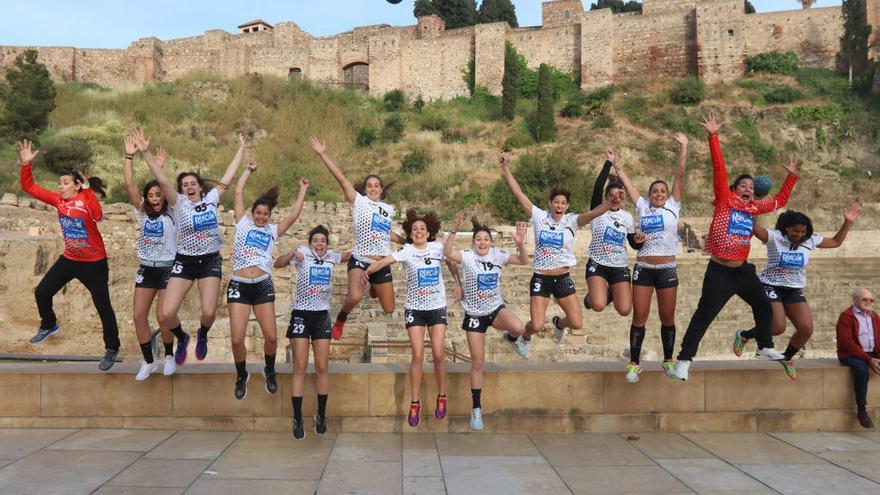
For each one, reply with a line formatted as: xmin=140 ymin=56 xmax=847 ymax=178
xmin=783 ymin=344 xmax=799 ymax=361
xmin=163 ymin=342 xmax=174 ymax=356
xmin=740 ymin=328 xmax=757 ymax=340
xmin=171 ymin=325 xmax=186 ymax=341
xmin=858 ymin=405 xmax=867 ymax=413
xmin=235 ymin=361 xmax=247 ymax=379
xmin=265 ymin=354 xmax=276 ymax=373
xmin=292 ymin=396 xmax=303 ymax=421
xmin=139 ymin=342 xmax=154 ymax=364
xmin=317 ymin=394 xmax=328 ymax=418
xmin=506 ymin=333 xmax=517 ymax=342
xmin=661 ymin=325 xmax=676 ymax=361
xmin=198 ymin=324 xmax=211 ymax=338
xmin=629 ymin=325 xmax=646 ymax=364
xmin=336 ymin=310 xmax=349 ymax=322
xmin=471 ymin=388 xmax=482 ymax=409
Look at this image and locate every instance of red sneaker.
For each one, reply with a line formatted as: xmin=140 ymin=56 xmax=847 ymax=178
xmin=435 ymin=395 xmax=447 ymax=420
xmin=408 ymin=402 xmax=421 ymax=427
xmin=369 ymin=285 xmax=378 ymax=299
xmin=331 ymin=320 xmax=345 ymax=341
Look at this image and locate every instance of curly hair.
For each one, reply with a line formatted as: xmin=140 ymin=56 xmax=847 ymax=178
xmin=774 ymin=210 xmax=814 ymax=250
xmin=401 ymin=208 xmax=441 ymax=243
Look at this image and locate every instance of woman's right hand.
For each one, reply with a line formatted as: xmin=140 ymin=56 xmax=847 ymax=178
xmin=361 ymin=269 xmax=371 ymax=285
xmin=18 ymin=140 xmax=39 ymax=164
xmin=499 ymin=153 xmax=510 ymax=174
xmin=124 ymin=136 xmax=137 ymax=156
xmin=700 ymin=112 xmax=722 ymax=135
xmin=131 ymin=128 xmax=150 ymax=152
xmin=308 ymin=136 xmax=326 ymax=155
xmin=155 ymin=147 xmax=167 ymax=169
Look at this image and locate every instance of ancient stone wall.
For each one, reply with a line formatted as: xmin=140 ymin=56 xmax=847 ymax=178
xmin=613 ymin=10 xmax=695 ymax=80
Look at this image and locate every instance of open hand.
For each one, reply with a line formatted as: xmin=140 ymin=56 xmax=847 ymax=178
xmin=513 ymin=221 xmax=528 ymax=245
xmin=844 ymin=203 xmax=861 ymax=223
xmin=606 ymin=148 xmax=620 ymax=165
xmin=18 ymin=140 xmax=39 ymax=164
xmin=123 ymin=136 xmax=137 ymax=156
xmin=308 ymin=136 xmax=326 ymax=155
xmin=672 ymin=132 xmax=688 ymax=147
xmin=155 ymin=147 xmax=167 ymax=168
xmin=699 ymin=112 xmax=722 ymax=135
xmin=131 ymin=128 xmax=150 ymax=152
xmin=782 ymin=157 xmax=801 ymax=176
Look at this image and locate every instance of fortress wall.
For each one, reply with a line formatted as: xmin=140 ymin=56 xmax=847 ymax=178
xmin=613 ymin=9 xmax=695 ymax=80
xmin=508 ymin=24 xmax=580 ymax=75
xmin=741 ymin=7 xmax=842 ymax=69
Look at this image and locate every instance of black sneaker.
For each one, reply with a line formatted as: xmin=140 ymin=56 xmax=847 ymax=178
xmin=264 ymin=369 xmax=278 ymax=394
xmin=98 ymin=349 xmax=119 ymax=371
xmin=30 ymin=324 xmax=61 ymax=344
xmin=315 ymin=413 xmax=327 ymax=434
xmin=293 ymin=418 xmax=305 ymax=439
xmin=234 ymin=372 xmax=249 ymax=400
xmin=858 ymin=409 xmax=874 ymax=429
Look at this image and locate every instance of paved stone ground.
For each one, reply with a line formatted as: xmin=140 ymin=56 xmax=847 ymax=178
xmin=1 ymin=429 xmax=880 ymax=494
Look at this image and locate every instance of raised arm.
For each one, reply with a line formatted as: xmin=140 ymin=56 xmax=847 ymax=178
xmin=507 ymin=222 xmax=531 ymax=265
xmin=132 ymin=128 xmax=177 ymax=206
xmin=701 ymin=112 xmax=728 ymax=202
xmin=591 ymin=158 xmax=613 ymax=210
xmin=578 ymin=199 xmax=612 ymax=226
xmin=309 ymin=136 xmax=357 ymax=203
xmin=122 ymin=136 xmax=141 ymax=207
xmin=671 ymin=132 xmax=688 ymax=202
xmin=216 ymin=133 xmax=247 ymax=199
xmin=274 ymin=248 xmax=304 ymax=269
xmin=755 ymin=158 xmax=800 ymax=214
xmin=609 ymin=149 xmax=639 ymax=206
xmin=499 ymin=153 xmax=533 ymax=216
xmin=233 ymin=161 xmax=254 ymax=223
xmin=18 ymin=140 xmax=59 ymax=206
xmin=277 ymin=178 xmax=310 ymax=237
xmin=819 ymin=203 xmax=859 ymax=248
xmin=443 ymin=212 xmax=464 ymax=264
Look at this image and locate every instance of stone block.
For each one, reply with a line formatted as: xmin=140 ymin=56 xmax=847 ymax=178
xmin=495 ymin=371 xmax=603 ymax=415
xmin=603 ymin=370 xmax=706 ymax=413
xmin=706 ymin=369 xmax=823 ymax=412
xmin=41 ymin=374 xmax=172 ymax=417
xmin=172 ymin=373 xmax=281 ymax=417
xmin=0 ymin=374 xmax=40 ymax=416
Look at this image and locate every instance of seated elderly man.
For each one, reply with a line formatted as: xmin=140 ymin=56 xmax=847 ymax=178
xmin=837 ymin=288 xmax=880 ymax=428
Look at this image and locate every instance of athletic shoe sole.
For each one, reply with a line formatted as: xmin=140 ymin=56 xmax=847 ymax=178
xmin=174 ymin=334 xmax=190 ymax=366
xmin=234 ymin=374 xmax=250 ymax=401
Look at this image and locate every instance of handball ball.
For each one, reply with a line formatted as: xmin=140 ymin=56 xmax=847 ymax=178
xmin=754 ymin=175 xmax=772 ymax=198
xmin=387 ymin=0 xmax=403 ymax=3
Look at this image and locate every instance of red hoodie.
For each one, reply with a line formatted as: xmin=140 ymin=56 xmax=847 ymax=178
xmin=704 ymin=134 xmax=797 ymax=261
xmin=20 ymin=163 xmax=107 ymax=262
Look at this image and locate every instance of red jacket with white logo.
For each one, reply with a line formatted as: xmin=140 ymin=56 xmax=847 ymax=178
xmin=20 ymin=163 xmax=107 ymax=262
xmin=704 ymin=134 xmax=797 ymax=261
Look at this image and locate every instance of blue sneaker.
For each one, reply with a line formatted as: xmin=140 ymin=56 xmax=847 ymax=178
xmin=30 ymin=324 xmax=60 ymax=344
xmin=470 ymin=407 xmax=484 ymax=430
xmin=174 ymin=332 xmax=190 ymax=366
xmin=195 ymin=329 xmax=209 ymax=361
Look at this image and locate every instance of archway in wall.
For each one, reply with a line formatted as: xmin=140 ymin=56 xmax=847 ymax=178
xmin=342 ymin=62 xmax=369 ymax=91
xmin=288 ymin=67 xmax=302 ymax=81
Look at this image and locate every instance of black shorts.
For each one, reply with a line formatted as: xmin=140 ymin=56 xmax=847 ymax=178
xmin=286 ymin=310 xmax=332 ymax=340
xmin=226 ymin=277 xmax=276 ymax=305
xmin=529 ymin=273 xmax=576 ymax=299
xmin=763 ymin=284 xmax=807 ymax=305
xmin=347 ymin=257 xmax=393 ymax=285
xmin=170 ymin=252 xmax=223 ymax=280
xmin=135 ymin=264 xmax=172 ymax=289
xmin=405 ymin=308 xmax=448 ymax=328
xmin=632 ymin=264 xmax=679 ymax=289
xmin=585 ymin=258 xmax=631 ymax=285
xmin=462 ymin=305 xmax=504 ymax=333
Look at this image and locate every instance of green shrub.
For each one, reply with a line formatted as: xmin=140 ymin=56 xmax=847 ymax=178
xmin=38 ymin=138 xmax=94 ymax=175
xmin=670 ymin=76 xmax=705 ymax=105
xmin=745 ymin=51 xmax=800 ymax=75
xmin=355 ymin=125 xmax=378 ymax=147
xmin=619 ymin=95 xmax=647 ymax=125
xmin=795 ymin=68 xmax=851 ymax=101
xmin=419 ymin=113 xmax=450 ymax=131
xmin=762 ymin=85 xmax=804 ymax=104
xmin=413 ymin=94 xmax=426 ymax=113
xmin=381 ymin=113 xmax=406 ymax=142
xmin=592 ymin=114 xmax=614 ymax=129
xmin=400 ymin=150 xmax=432 ymax=174
xmin=583 ymin=85 xmax=614 ymax=105
xmin=734 ymin=115 xmax=778 ymax=164
xmin=786 ymin=104 xmax=844 ymax=127
xmin=441 ymin=127 xmax=467 ymax=143
xmin=560 ymin=100 xmax=582 ymax=118
xmin=502 ymin=125 xmax=535 ymax=150
xmin=383 ymin=89 xmax=405 ymax=112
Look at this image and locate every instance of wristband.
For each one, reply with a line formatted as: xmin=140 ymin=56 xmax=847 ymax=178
xmin=247 ymin=166 xmax=257 ymax=173
xmin=124 ymin=153 xmax=135 ymax=160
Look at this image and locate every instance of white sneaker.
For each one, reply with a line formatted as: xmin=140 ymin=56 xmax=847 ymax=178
xmin=511 ymin=335 xmax=529 ymax=359
xmin=552 ymin=316 xmax=566 ymax=344
xmin=625 ymin=362 xmax=642 ymax=383
xmin=135 ymin=361 xmax=158 ymax=381
xmin=674 ymin=360 xmax=691 ymax=381
xmin=470 ymin=407 xmax=484 ymax=430
xmin=755 ymin=347 xmax=785 ymax=361
xmin=163 ymin=355 xmax=177 ymax=376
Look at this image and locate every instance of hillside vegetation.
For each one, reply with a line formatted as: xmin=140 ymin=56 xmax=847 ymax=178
xmin=2 ymin=65 xmax=878 ymax=231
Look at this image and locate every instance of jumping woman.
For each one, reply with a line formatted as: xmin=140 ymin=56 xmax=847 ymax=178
xmin=444 ymin=213 xmax=530 ymax=430
xmin=612 ymin=134 xmax=688 ymax=383
xmin=19 ymin=140 xmax=120 ymax=371
xmin=673 ymin=113 xmax=799 ymax=381
xmin=733 ymin=205 xmax=860 ymax=379
xmin=308 ymin=136 xmax=403 ymax=340
xmin=122 ymin=137 xmax=178 ymax=380
xmin=274 ymin=226 xmax=350 ymax=439
xmin=132 ymin=128 xmax=245 ymax=365
xmin=228 ymin=164 xmax=308 ymax=399
xmin=364 ymin=209 xmax=461 ymax=428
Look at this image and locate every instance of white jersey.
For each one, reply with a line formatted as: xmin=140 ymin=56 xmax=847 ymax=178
xmin=636 ymin=196 xmax=681 ymax=258
xmin=588 ymin=208 xmax=635 ymax=268
xmin=135 ymin=202 xmax=177 ymax=263
xmin=174 ymin=189 xmax=223 ymax=256
xmin=460 ymin=248 xmax=510 ymax=317
xmin=531 ymin=206 xmax=579 ymax=271
xmin=392 ymin=241 xmax=447 ymax=311
xmin=759 ymin=229 xmax=823 ymax=289
xmin=231 ymin=215 xmax=278 ymax=273
xmin=291 ymin=246 xmax=343 ymax=311
xmin=352 ymin=192 xmax=395 ymax=262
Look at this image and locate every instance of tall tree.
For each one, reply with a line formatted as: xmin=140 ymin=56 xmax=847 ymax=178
xmin=745 ymin=0 xmax=756 ymax=13
xmin=479 ymin=0 xmax=519 ymax=27
xmin=502 ymin=42 xmax=518 ymax=120
xmin=413 ymin=0 xmax=438 ymax=18
xmin=434 ymin=0 xmax=477 ymax=29
xmin=840 ymin=0 xmax=872 ymax=83
xmin=0 ymin=49 xmax=56 ymax=142
xmin=590 ymin=0 xmax=642 ymax=13
xmin=533 ymin=64 xmax=557 ymax=142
